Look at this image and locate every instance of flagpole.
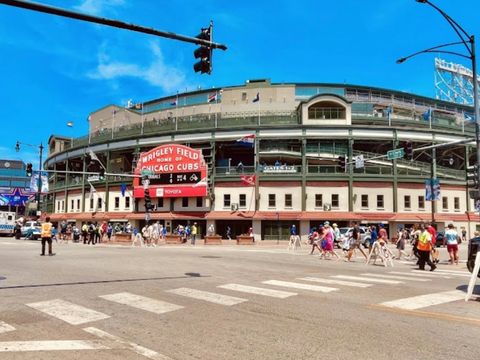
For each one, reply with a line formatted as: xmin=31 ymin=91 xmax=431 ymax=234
xmin=175 ymin=91 xmax=179 ymax=131
xmin=141 ymin=102 xmax=145 ymax=135
xmin=112 ymin=109 xmax=115 ymax=140
xmin=429 ymin=107 xmax=432 ymax=129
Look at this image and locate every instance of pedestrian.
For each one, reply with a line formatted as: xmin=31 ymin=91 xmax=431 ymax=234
xmin=191 ymin=222 xmax=198 ymax=245
xmin=59 ymin=220 xmax=67 ymax=242
xmin=319 ymin=222 xmax=340 ymax=260
xmin=207 ymin=223 xmax=215 ymax=236
xmin=106 ymin=223 xmax=113 ymax=242
xmin=417 ymin=223 xmax=436 ymax=271
xmin=87 ymin=222 xmax=96 ymax=245
xmin=142 ymin=224 xmax=150 ymax=246
xmin=332 ymin=223 xmax=341 ymax=248
xmin=461 ymin=227 xmax=467 ymax=243
xmin=131 ymin=227 xmax=144 ymax=247
xmin=226 ymin=226 xmax=232 ymax=240
xmin=368 ymin=225 xmax=378 ymax=254
xmin=152 ymin=221 xmax=160 ymax=246
xmin=445 ymin=223 xmax=460 ymax=265
xmin=72 ymin=225 xmax=80 ymax=242
xmin=396 ymin=227 xmax=409 ymax=260
xmin=309 ymin=227 xmax=322 ymax=255
xmin=82 ymin=222 xmax=88 ymax=244
xmin=248 ymin=226 xmax=254 ymax=241
xmin=40 ymin=216 xmax=55 ymax=256
xmin=51 ymin=226 xmax=58 ymax=244
xmin=347 ymin=223 xmax=368 ymax=261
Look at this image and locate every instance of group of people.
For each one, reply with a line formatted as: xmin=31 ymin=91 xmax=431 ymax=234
xmin=131 ymin=221 xmax=168 ymax=247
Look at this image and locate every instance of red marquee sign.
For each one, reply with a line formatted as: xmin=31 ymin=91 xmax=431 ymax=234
xmin=133 ymin=144 xmax=207 ymax=198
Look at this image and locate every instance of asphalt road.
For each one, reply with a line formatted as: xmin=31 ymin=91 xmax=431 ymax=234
xmin=0 ymin=237 xmax=478 ymax=360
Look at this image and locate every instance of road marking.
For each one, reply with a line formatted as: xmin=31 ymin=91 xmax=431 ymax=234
xmin=0 ymin=340 xmax=108 ymax=352
xmin=360 ymin=273 xmax=431 ymax=282
xmin=379 ymin=290 xmax=466 ymax=310
xmin=99 ymin=292 xmax=183 ymax=315
xmin=331 ymin=275 xmax=402 ymax=284
xmin=262 ymin=280 xmax=338 ymax=293
xmin=434 ymin=269 xmax=471 ymax=277
xmin=389 ymin=271 xmax=452 ymax=279
xmin=397 ymin=260 xmax=415 ymax=265
xmin=411 ymin=270 xmax=468 ymax=277
xmin=298 ymin=277 xmax=373 ymax=288
xmin=166 ymin=288 xmax=248 ymax=306
xmin=26 ymin=299 xmax=110 ymax=325
xmin=217 ymin=284 xmax=297 ymax=298
xmin=84 ymin=326 xmax=172 ymax=360
xmin=0 ymin=321 xmax=15 ymax=334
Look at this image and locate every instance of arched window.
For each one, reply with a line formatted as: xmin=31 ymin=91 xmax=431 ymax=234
xmin=308 ymin=101 xmax=346 ymax=120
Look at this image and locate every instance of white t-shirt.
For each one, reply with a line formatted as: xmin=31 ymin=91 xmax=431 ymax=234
xmin=445 ymin=229 xmax=458 ymax=245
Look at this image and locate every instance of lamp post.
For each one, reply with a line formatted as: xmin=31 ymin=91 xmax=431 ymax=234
xmin=15 ymin=141 xmax=44 ymax=215
xmin=397 ymin=0 xmax=480 ymax=207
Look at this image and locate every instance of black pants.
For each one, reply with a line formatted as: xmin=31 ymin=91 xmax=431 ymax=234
xmin=418 ymin=250 xmax=434 ymax=270
xmin=41 ymin=237 xmax=52 ymax=255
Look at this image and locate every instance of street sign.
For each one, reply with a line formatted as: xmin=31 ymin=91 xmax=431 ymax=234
xmin=354 ymin=155 xmax=364 ymax=169
xmin=141 ymin=169 xmax=154 ymax=176
xmin=387 ymin=148 xmax=405 ymax=160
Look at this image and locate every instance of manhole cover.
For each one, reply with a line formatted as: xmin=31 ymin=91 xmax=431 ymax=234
xmin=201 ymin=256 xmax=221 ymax=259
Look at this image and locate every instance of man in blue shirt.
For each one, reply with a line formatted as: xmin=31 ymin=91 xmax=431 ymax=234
xmin=369 ymin=225 xmax=378 ymax=253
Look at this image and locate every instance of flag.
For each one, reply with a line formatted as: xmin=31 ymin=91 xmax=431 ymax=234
xmin=236 ymin=134 xmax=255 ymax=147
xmin=422 ymin=108 xmax=432 ymax=121
xmin=89 ymin=183 xmax=96 ymax=200
xmin=464 ymin=112 xmax=475 ymax=121
xmin=67 ymin=121 xmax=73 ymax=127
xmin=208 ymin=92 xmax=217 ymax=103
xmin=88 ymin=149 xmax=100 ymax=163
xmin=241 ymin=174 xmax=256 ymax=186
xmin=87 ymin=115 xmax=92 ymax=122
xmin=121 ymin=183 xmax=127 ymax=197
xmin=252 ymin=92 xmax=260 ymax=103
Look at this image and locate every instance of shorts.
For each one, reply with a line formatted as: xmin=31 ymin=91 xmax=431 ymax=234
xmin=447 ymin=244 xmax=458 ymax=252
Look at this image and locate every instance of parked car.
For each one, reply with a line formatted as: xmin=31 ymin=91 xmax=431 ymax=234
xmin=338 ymin=226 xmax=371 ymax=249
xmin=21 ymin=221 xmax=41 ymax=240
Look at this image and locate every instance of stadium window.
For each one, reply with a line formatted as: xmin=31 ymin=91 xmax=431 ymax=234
xmin=89 ymin=198 xmax=94 ymax=210
xmin=71 ymin=199 xmax=74 ymax=211
xmin=125 ymin=196 xmax=130 ymax=209
xmin=77 ymin=199 xmax=80 ymax=210
xmin=442 ymin=197 xmax=448 ymax=210
xmin=196 ymin=197 xmax=203 ymax=207
xmin=182 ymin=198 xmax=189 ymax=208
xmin=331 ymin=194 xmax=339 ymax=208
xmin=361 ymin=195 xmax=368 ymax=208
xmin=377 ymin=195 xmax=384 ymax=209
xmin=114 ymin=197 xmax=120 ymax=209
xmin=97 ymin=198 xmax=102 ymax=210
xmin=224 ymin=194 xmax=231 ymax=208
xmin=268 ymin=194 xmax=276 ymax=207
xmin=62 ymin=201 xmax=65 ymax=211
xmin=157 ymin=197 xmax=164 ymax=208
xmin=404 ymin=195 xmax=411 ymax=210
xmin=285 ymin=194 xmax=292 ymax=208
xmin=315 ymin=194 xmax=323 ymax=208
xmin=454 ymin=197 xmax=460 ymax=211
xmin=418 ymin=196 xmax=425 ymax=210
xmin=239 ymin=194 xmax=246 ymax=207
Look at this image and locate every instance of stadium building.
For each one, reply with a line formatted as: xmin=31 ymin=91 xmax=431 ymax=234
xmin=45 ymin=79 xmax=479 ymax=240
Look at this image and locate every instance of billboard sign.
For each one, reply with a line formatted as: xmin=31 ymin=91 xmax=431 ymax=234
xmin=133 ymin=144 xmax=207 ymax=198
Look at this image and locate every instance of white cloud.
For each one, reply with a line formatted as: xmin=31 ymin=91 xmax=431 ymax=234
xmin=74 ymin=0 xmax=126 ymax=15
xmin=88 ymin=41 xmax=187 ymax=93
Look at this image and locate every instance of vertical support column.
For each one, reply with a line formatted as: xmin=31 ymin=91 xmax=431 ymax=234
xmin=392 ymin=132 xmax=398 ymax=213
xmin=301 ymin=137 xmax=307 ymax=212
xmin=431 ymin=146 xmax=437 ymax=224
xmin=466 ymin=145 xmax=471 ymax=213
xmin=64 ymin=159 xmax=69 ymax=214
xmin=105 ymin=150 xmax=110 ymax=212
xmin=348 ymin=136 xmax=354 ymax=213
xmin=81 ymin=154 xmax=86 ymax=213
xmin=254 ymin=133 xmax=260 ymax=211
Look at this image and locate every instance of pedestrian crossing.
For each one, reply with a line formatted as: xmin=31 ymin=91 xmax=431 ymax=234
xmin=3 ymin=267 xmax=472 ymax=336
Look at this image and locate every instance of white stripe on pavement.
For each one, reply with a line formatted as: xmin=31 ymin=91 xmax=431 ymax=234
xmin=262 ymin=280 xmax=338 ymax=293
xmin=217 ymin=284 xmax=297 ymax=298
xmin=434 ymin=269 xmax=471 ymax=276
xmin=360 ymin=273 xmax=431 ymax=282
xmin=26 ymin=299 xmax=110 ymax=325
xmin=380 ymin=290 xmax=466 ymax=310
xmin=99 ymin=292 xmax=183 ymax=315
xmin=298 ymin=277 xmax=373 ymax=288
xmin=389 ymin=271 xmax=452 ymax=279
xmin=331 ymin=275 xmax=402 ymax=284
xmin=0 ymin=321 xmax=15 ymax=334
xmin=84 ymin=327 xmax=172 ymax=360
xmin=0 ymin=340 xmax=108 ymax=352
xmin=411 ymin=270 xmax=468 ymax=277
xmin=166 ymin=288 xmax=248 ymax=306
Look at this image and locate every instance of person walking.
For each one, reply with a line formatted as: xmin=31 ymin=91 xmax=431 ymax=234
xmin=319 ymin=222 xmax=340 ymax=260
xmin=40 ymin=216 xmax=55 ymax=256
xmin=226 ymin=226 xmax=232 ymax=240
xmin=445 ymin=223 xmax=460 ymax=265
xmin=368 ymin=225 xmax=378 ymax=254
xmin=396 ymin=227 xmax=410 ymax=260
xmin=309 ymin=227 xmax=322 ymax=255
xmin=82 ymin=222 xmax=88 ymax=244
xmin=106 ymin=223 xmax=113 ymax=242
xmin=191 ymin=222 xmax=198 ymax=245
xmin=417 ymin=223 xmax=436 ymax=271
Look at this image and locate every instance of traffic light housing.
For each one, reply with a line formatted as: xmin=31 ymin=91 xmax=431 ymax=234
xmin=403 ymin=141 xmax=413 ymax=160
xmin=338 ymin=156 xmax=346 ymax=172
xmin=144 ymin=188 xmax=154 ymax=212
xmin=193 ymin=26 xmax=212 ymax=74
xmin=99 ymin=168 xmax=105 ymax=181
xmin=467 ymin=164 xmax=479 ymax=190
xmin=26 ymin=163 xmax=33 ymax=177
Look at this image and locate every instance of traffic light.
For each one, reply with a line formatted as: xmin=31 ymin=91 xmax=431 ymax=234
xmin=338 ymin=156 xmax=346 ymax=172
xmin=144 ymin=188 xmax=154 ymax=212
xmin=403 ymin=141 xmax=413 ymax=160
xmin=26 ymin=163 xmax=33 ymax=177
xmin=467 ymin=164 xmax=479 ymax=190
xmin=193 ymin=26 xmax=212 ymax=74
xmin=99 ymin=168 xmax=105 ymax=181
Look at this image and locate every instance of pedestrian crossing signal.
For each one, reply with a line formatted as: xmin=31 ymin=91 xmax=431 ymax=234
xmin=26 ymin=163 xmax=33 ymax=177
xmin=403 ymin=141 xmax=413 ymax=160
xmin=338 ymin=156 xmax=346 ymax=172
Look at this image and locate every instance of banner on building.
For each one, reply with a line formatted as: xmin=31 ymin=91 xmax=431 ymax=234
xmin=29 ymin=172 xmax=49 ymax=193
xmin=425 ymin=178 xmax=440 ymax=201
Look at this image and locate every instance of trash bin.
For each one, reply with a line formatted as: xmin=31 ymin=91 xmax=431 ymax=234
xmin=467 ymin=236 xmax=480 ymax=278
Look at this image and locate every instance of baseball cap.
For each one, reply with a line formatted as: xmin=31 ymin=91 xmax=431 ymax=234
xmin=324 ymin=221 xmax=330 ymax=226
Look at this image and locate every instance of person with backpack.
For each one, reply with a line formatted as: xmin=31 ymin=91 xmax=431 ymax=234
xmin=87 ymin=222 xmax=96 ymax=245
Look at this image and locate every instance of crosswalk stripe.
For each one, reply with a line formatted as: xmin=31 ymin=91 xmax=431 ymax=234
xmin=99 ymin=292 xmax=183 ymax=314
xmin=389 ymin=271 xmax=452 ymax=279
xmin=434 ymin=269 xmax=471 ymax=276
xmin=0 ymin=340 xmax=108 ymax=352
xmin=331 ymin=275 xmax=402 ymax=284
xmin=360 ymin=273 xmax=431 ymax=282
xmin=26 ymin=299 xmax=110 ymax=325
xmin=262 ymin=280 xmax=338 ymax=293
xmin=0 ymin=321 xmax=15 ymax=334
xmin=217 ymin=284 xmax=297 ymax=298
xmin=166 ymin=288 xmax=248 ymax=306
xmin=298 ymin=277 xmax=373 ymax=288
xmin=379 ymin=290 xmax=466 ymax=310
xmin=411 ymin=270 xmax=468 ymax=277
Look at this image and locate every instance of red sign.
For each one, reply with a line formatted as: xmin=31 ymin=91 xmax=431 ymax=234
xmin=133 ymin=144 xmax=207 ymax=198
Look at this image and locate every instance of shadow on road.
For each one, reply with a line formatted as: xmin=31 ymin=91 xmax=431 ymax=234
xmin=0 ymin=272 xmax=209 ymax=290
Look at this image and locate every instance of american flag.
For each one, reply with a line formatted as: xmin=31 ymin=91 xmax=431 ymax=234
xmin=208 ymin=92 xmax=217 ymax=103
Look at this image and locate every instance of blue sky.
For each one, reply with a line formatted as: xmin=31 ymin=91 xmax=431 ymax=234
xmin=0 ymin=0 xmax=479 ymax=167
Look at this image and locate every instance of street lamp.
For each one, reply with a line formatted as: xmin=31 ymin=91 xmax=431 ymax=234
xmin=15 ymin=141 xmax=44 ymax=215
xmin=397 ymin=0 xmax=480 ymax=201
